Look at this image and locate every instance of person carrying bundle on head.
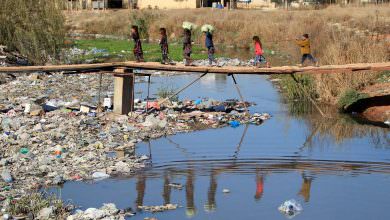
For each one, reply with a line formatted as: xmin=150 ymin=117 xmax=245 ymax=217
xmin=295 ymin=34 xmax=318 ymax=67
xmin=131 ymin=25 xmax=144 ymax=62
xmin=202 ymin=24 xmax=216 ymax=66
xmin=253 ymin=36 xmax=270 ymax=68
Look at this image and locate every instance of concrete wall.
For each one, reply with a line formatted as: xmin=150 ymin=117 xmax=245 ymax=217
xmin=137 ymin=0 xmax=199 ymax=9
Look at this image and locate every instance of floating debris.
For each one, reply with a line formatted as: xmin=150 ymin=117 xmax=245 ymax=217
xmin=222 ymin=189 xmax=231 ymax=193
xmin=278 ymin=199 xmax=303 ymax=219
xmin=138 ymin=204 xmax=178 ymax=213
xmin=168 ymin=183 xmax=184 ymax=190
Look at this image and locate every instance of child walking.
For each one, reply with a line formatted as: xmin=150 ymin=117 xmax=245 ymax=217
xmin=131 ymin=25 xmax=144 ymax=62
xmin=159 ymin=28 xmax=170 ymax=64
xmin=183 ymin=28 xmax=192 ymax=66
xmin=253 ymin=36 xmax=270 ymax=68
xmin=203 ymin=30 xmax=215 ymax=66
xmin=295 ymin=34 xmax=318 ymax=66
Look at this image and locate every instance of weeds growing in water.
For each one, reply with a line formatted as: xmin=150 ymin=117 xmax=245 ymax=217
xmin=157 ymin=86 xmax=179 ymax=102
xmin=281 ymin=74 xmax=317 ymax=101
xmin=8 ymin=192 xmax=71 ymax=218
xmin=0 ymin=0 xmax=65 ymax=64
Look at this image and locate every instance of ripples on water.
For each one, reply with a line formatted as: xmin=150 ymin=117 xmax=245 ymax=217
xmin=51 ymin=74 xmax=390 ymax=220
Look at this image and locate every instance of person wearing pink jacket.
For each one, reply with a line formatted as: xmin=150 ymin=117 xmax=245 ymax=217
xmin=253 ymin=36 xmax=270 ymax=68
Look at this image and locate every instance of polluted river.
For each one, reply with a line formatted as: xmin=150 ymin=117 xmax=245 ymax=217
xmin=47 ymin=72 xmax=390 ymax=220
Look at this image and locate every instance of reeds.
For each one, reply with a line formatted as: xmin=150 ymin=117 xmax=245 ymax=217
xmin=0 ymin=0 xmax=66 ymax=65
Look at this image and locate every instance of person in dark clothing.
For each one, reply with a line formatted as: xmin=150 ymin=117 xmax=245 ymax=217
xmin=183 ymin=28 xmax=192 ymax=66
xmin=159 ymin=28 xmax=169 ymax=64
xmin=131 ymin=25 xmax=144 ymax=62
xmin=204 ymin=31 xmax=216 ymax=65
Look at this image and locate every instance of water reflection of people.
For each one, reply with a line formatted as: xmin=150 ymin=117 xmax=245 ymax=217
xmin=162 ymin=172 xmax=171 ymax=205
xmin=186 ymin=169 xmax=197 ymax=217
xmin=135 ymin=175 xmax=146 ymax=210
xmin=205 ymin=169 xmax=218 ymax=212
xmin=298 ymin=173 xmax=313 ymax=203
xmin=254 ymin=169 xmax=265 ymax=201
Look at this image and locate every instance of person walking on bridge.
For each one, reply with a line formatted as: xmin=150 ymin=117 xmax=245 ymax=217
xmin=203 ymin=30 xmax=216 ymax=66
xmin=159 ymin=28 xmax=170 ymax=65
xmin=183 ymin=28 xmax=193 ymax=66
xmin=131 ymin=25 xmax=144 ymax=62
xmin=296 ymin=34 xmax=318 ymax=67
xmin=253 ymin=36 xmax=270 ymax=68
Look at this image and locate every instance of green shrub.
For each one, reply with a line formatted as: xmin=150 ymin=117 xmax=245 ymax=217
xmin=0 ymin=0 xmax=65 ymax=64
xmin=338 ymin=89 xmax=368 ymax=108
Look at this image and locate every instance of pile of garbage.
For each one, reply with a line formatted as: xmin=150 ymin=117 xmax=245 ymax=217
xmin=191 ymin=57 xmax=265 ymax=67
xmin=67 ymin=203 xmax=134 ymax=220
xmin=0 ymin=72 xmax=271 ymax=218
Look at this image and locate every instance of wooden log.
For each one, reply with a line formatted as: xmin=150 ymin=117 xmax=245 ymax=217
xmin=113 ymin=68 xmax=134 ymax=115
xmin=0 ymin=61 xmax=390 ymax=75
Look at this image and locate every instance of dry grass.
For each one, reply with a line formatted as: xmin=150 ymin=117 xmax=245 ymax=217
xmin=66 ymin=6 xmax=390 ymax=103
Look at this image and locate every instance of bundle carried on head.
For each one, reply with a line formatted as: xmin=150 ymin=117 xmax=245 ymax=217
xmin=201 ymin=24 xmax=215 ymax=34
xmin=182 ymin=21 xmax=197 ymax=31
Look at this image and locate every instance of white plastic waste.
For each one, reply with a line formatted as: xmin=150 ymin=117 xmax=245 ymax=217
xmin=278 ymin=199 xmax=302 ymax=219
xmin=142 ymin=115 xmax=167 ymax=129
xmin=103 ymin=98 xmax=112 ymax=108
xmin=91 ymin=172 xmax=110 ymax=180
xmin=24 ymin=103 xmax=31 ymax=113
xmin=1 ymin=169 xmax=13 ymax=183
xmin=222 ymin=189 xmax=230 ymax=193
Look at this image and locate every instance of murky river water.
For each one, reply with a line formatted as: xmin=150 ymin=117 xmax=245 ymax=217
xmin=50 ymin=74 xmax=390 ymax=219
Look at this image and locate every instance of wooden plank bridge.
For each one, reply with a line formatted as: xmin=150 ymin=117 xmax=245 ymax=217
xmin=1 ymin=61 xmax=390 ymax=74
xmin=1 ymin=61 xmax=390 ymax=116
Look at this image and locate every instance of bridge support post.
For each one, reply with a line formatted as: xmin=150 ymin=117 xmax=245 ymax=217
xmin=113 ymin=68 xmax=134 ymax=115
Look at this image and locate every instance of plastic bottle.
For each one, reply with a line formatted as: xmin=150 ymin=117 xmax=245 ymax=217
xmin=1 ymin=169 xmax=13 ymax=183
xmin=54 ymin=145 xmax=63 ymax=158
xmin=19 ymin=148 xmax=29 ymax=155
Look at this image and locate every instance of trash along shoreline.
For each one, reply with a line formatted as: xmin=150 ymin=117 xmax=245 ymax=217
xmin=0 ymin=71 xmax=271 ymax=219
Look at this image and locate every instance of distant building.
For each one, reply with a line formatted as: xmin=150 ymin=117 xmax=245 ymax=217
xmin=64 ymin=0 xmax=240 ymax=10
xmin=236 ymin=0 xmax=276 ymax=9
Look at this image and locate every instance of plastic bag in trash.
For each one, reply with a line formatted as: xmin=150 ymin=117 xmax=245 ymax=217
xmin=92 ymin=172 xmax=110 ymax=180
xmin=229 ymin=120 xmax=240 ymax=128
xmin=278 ymin=199 xmax=302 ymax=219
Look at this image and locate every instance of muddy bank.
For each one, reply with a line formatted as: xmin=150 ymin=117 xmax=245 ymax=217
xmin=345 ymin=82 xmax=390 ymax=127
